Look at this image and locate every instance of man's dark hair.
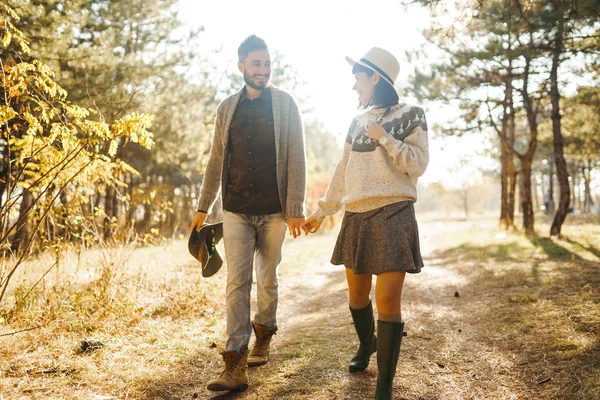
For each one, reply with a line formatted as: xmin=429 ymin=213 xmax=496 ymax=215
xmin=352 ymin=63 xmax=399 ymax=109
xmin=238 ymin=35 xmax=269 ymax=62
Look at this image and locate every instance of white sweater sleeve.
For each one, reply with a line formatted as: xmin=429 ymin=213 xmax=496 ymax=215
xmin=378 ymin=124 xmax=429 ymax=178
xmin=312 ymin=142 xmax=352 ymax=222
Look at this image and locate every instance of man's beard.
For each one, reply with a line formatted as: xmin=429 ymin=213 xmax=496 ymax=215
xmin=244 ymin=71 xmax=270 ymax=90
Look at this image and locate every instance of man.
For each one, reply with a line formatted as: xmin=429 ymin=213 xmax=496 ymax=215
xmin=190 ymin=35 xmax=306 ymax=392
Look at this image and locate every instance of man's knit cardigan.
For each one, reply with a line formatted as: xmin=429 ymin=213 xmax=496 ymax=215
xmin=196 ymin=85 xmax=307 ymax=218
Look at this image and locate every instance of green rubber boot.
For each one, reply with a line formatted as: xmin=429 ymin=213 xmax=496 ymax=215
xmin=349 ymin=302 xmax=377 ymax=373
xmin=374 ymin=320 xmax=406 ymax=400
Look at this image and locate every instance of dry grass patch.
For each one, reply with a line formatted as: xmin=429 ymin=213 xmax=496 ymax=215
xmin=0 ymin=240 xmax=227 ymax=399
xmin=410 ymin=214 xmax=600 ymax=400
xmin=0 ymin=214 xmax=598 ymax=399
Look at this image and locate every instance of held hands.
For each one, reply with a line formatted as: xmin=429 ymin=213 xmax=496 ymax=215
xmin=365 ymin=122 xmax=387 ymax=141
xmin=301 ymin=216 xmax=322 ymax=236
xmin=286 ymin=217 xmax=305 ymax=238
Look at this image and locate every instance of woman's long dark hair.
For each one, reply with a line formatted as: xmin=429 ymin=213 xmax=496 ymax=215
xmin=352 ymin=63 xmax=399 ymax=109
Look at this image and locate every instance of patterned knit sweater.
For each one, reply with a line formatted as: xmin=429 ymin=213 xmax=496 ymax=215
xmin=312 ymin=103 xmax=429 ymax=222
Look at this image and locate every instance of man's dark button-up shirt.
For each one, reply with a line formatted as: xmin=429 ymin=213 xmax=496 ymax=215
xmin=223 ymin=87 xmax=282 ymax=215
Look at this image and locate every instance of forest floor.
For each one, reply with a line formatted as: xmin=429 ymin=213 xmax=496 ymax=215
xmin=1 ymin=213 xmax=599 ymax=400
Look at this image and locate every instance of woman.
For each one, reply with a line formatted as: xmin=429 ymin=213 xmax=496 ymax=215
xmin=302 ymin=47 xmax=429 ymax=400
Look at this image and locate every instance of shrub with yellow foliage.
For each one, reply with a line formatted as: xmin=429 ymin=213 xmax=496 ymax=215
xmin=0 ymin=3 xmax=154 ymax=307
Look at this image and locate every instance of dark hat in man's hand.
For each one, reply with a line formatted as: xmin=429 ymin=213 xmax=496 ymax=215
xmin=188 ymin=222 xmax=224 ymax=277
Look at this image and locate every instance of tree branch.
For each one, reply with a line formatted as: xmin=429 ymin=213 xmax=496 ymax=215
xmin=0 ymin=318 xmax=56 ymax=337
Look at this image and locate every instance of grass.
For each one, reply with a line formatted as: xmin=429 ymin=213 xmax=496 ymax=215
xmin=0 ymin=213 xmax=598 ymax=399
xmin=416 ymin=213 xmax=600 ymax=400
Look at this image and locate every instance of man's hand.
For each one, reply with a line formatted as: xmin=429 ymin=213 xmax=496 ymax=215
xmin=286 ymin=217 xmax=305 ymax=238
xmin=191 ymin=211 xmax=207 ymax=232
xmin=365 ymin=122 xmax=387 ymax=140
xmin=301 ymin=216 xmax=322 ymax=235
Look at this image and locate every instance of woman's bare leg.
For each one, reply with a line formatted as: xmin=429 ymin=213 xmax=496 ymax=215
xmin=375 ymin=271 xmax=406 ymax=320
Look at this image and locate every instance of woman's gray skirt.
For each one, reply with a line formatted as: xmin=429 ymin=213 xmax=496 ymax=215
xmin=331 ymin=200 xmax=423 ymax=275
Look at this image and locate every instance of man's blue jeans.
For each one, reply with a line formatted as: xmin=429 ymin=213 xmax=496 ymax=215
xmin=222 ymin=211 xmax=287 ymax=352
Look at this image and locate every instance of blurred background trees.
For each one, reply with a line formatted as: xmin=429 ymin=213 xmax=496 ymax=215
xmin=2 ymin=0 xmax=599 ymax=257
xmin=408 ymin=0 xmax=600 ymax=235
xmin=0 ymin=0 xmax=339 ymax=259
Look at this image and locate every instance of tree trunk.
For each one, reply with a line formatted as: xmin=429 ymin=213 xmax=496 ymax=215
xmin=575 ymin=163 xmax=581 ymax=211
xmin=547 ymin=151 xmax=555 ymax=214
xmin=167 ymin=188 xmax=179 ymax=238
xmin=549 ymin=22 xmax=570 ymax=236
xmin=59 ymin=190 xmax=69 ymax=239
xmin=521 ymin=159 xmax=535 ymax=234
xmin=577 ymin=172 xmax=580 ymax=211
xmin=533 ymin=173 xmax=540 ymax=212
xmin=517 ymin=168 xmax=523 ymax=214
xmin=45 ymin=185 xmax=56 ymax=243
xmin=508 ymin=164 xmax=517 ymax=226
xmin=539 ymin=172 xmax=545 ymax=211
xmin=111 ymin=183 xmax=119 ymax=229
xmin=184 ymin=185 xmax=194 ymax=230
xmin=462 ymin=187 xmax=469 ymax=220
xmin=583 ymin=159 xmax=593 ymax=213
xmin=104 ymin=187 xmax=115 ymax=240
xmin=499 ymin=93 xmax=512 ymax=228
xmin=141 ymin=203 xmax=152 ymax=233
xmin=11 ymin=189 xmax=33 ymax=253
xmin=0 ymin=180 xmax=5 ymax=210
xmin=500 ymin=139 xmax=510 ymax=227
xmin=0 ymin=147 xmax=8 ymax=237
xmin=520 ymin=50 xmax=538 ymax=234
xmin=126 ymin=172 xmax=136 ymax=226
xmin=505 ymin=65 xmax=516 ymax=228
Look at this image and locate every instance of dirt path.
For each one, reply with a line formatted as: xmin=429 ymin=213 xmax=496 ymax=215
xmin=191 ymin=217 xmax=599 ymax=400
xmin=183 ymin=220 xmax=522 ymax=399
xmin=3 ymin=216 xmax=598 ymax=399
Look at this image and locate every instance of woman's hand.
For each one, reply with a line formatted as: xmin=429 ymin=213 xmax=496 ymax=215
xmin=365 ymin=122 xmax=387 ymax=140
xmin=302 ymin=216 xmax=322 ymax=235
